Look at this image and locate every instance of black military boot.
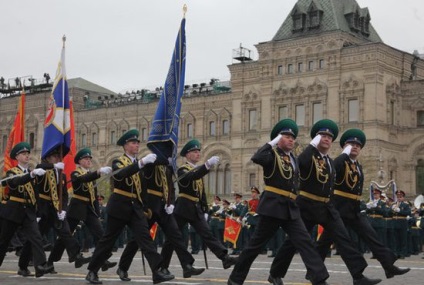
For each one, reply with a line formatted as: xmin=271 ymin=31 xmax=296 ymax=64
xmin=17 ymin=267 xmax=33 ymax=277
xmin=101 ymin=260 xmax=117 ymax=271
xmin=35 ymin=263 xmax=53 ymax=278
xmin=222 ymin=255 xmax=238 ymax=269
xmin=74 ymin=253 xmax=92 ymax=268
xmin=152 ymin=267 xmax=175 ymax=284
xmin=384 ymin=264 xmax=410 ymax=279
xmin=182 ymin=264 xmax=205 ymax=278
xmin=353 ymin=275 xmax=382 ymax=285
xmin=85 ymin=270 xmax=102 ymax=284
xmin=116 ymin=267 xmax=131 ymax=281
xmin=268 ymin=274 xmax=284 ymax=285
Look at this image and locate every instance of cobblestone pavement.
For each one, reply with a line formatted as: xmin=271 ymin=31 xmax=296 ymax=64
xmin=1 ymin=249 xmax=423 ymax=285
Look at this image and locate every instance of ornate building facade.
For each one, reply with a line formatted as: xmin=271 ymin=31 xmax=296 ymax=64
xmin=1 ymin=0 xmax=424 ymax=200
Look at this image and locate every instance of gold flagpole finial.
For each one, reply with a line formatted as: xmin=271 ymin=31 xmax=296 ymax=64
xmin=62 ymin=35 xmax=66 ymax=48
xmin=183 ymin=4 xmax=187 ymax=17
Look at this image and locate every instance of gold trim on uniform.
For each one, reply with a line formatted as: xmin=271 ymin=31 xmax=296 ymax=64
xmin=75 ymin=166 xmax=96 ymax=207
xmin=114 ymin=188 xmax=137 ymax=198
xmin=299 ymin=191 xmax=330 ymax=203
xmin=264 ymin=185 xmax=297 ymax=200
xmin=147 ymin=189 xmax=163 ymax=197
xmin=333 ymin=190 xmax=361 ymax=201
xmin=179 ymin=193 xmax=199 ymax=202
xmin=116 ymin=155 xmax=142 ymax=203
xmin=9 ymin=167 xmax=36 ymax=205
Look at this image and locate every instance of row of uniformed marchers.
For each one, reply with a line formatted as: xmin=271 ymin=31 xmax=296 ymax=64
xmin=0 ymin=121 xmax=411 ymax=285
xmin=227 ymin=119 xmax=410 ymax=285
xmin=0 ymin=129 xmax=238 ymax=284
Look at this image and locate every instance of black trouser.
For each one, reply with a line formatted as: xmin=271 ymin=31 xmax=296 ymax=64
xmin=229 ymin=215 xmax=329 ymax=284
xmin=119 ymin=208 xmax=194 ymax=271
xmin=270 ymin=200 xmax=367 ymax=280
xmin=88 ymin=213 xmax=162 ymax=273
xmin=317 ymin=214 xmax=397 ymax=269
xmin=40 ymin=212 xmax=81 ymax=262
xmin=49 ymin=210 xmax=104 ymax=262
xmin=161 ymin=212 xmax=228 ymax=269
xmin=0 ymin=217 xmax=46 ymax=268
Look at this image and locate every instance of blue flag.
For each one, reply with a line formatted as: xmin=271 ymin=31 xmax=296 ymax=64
xmin=147 ymin=17 xmax=186 ymax=164
xmin=41 ymin=42 xmax=71 ymax=159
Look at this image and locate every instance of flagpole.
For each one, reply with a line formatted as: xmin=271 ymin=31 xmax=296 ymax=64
xmin=183 ymin=4 xmax=187 ymax=17
xmin=57 ymin=35 xmax=67 ymax=228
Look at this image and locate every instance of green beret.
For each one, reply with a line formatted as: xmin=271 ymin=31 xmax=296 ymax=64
xmin=339 ymin=129 xmax=366 ymax=148
xmin=180 ymin=139 xmax=201 ymax=156
xmin=117 ymin=129 xmax=140 ymax=146
xmin=310 ymin=119 xmax=339 ymax=141
xmin=74 ymin=148 xmax=93 ymax=164
xmin=270 ymin=119 xmax=298 ymax=140
xmin=10 ymin=142 xmax=31 ymax=160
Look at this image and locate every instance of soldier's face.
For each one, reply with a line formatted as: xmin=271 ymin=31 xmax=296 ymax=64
xmin=46 ymin=153 xmax=61 ymax=163
xmin=348 ymin=142 xmax=362 ymax=158
xmin=79 ymin=157 xmax=92 ymax=169
xmin=16 ymin=151 xmax=30 ymax=164
xmin=277 ymin=134 xmax=295 ymax=152
xmin=186 ymin=150 xmax=201 ymax=164
xmin=124 ymin=141 xmax=139 ymax=156
xmin=318 ymin=134 xmax=333 ymax=153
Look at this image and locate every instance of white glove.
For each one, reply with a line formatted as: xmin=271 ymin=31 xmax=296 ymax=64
xmin=366 ymin=201 xmax=375 ymax=209
xmin=394 ymin=207 xmax=400 ymax=213
xmin=54 ymin=162 xmax=65 ymax=170
xmin=360 ymin=210 xmax=366 ymax=214
xmin=57 ymin=210 xmax=67 ymax=221
xmin=164 ymin=204 xmax=174 ymax=215
xmin=206 ymin=156 xmax=220 ymax=168
xmin=230 ymin=204 xmax=237 ymax=210
xmin=139 ymin=153 xmax=157 ymax=168
xmin=268 ymin=134 xmax=283 ymax=147
xmin=31 ymin=168 xmax=46 ymax=177
xmin=36 ymin=217 xmax=41 ymax=223
xmin=406 ymin=216 xmax=412 ymax=220
xmin=310 ymin=134 xmax=322 ymax=147
xmin=204 ymin=213 xmax=209 ymax=221
xmin=342 ymin=144 xmax=352 ymax=155
xmin=99 ymin=166 xmax=112 ymax=175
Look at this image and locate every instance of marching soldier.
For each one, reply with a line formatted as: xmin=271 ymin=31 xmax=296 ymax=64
xmin=48 ymin=148 xmax=116 ymax=272
xmin=228 ymin=119 xmax=329 ymax=285
xmin=269 ymin=119 xmax=380 ymax=285
xmin=316 ymin=128 xmax=409 ymax=280
xmin=160 ymin=139 xmax=238 ymax=271
xmin=229 ymin=193 xmax=247 ymax=255
xmin=392 ymin=190 xmax=411 ymax=259
xmin=0 ymin=142 xmax=53 ymax=277
xmin=245 ymin=187 xmax=260 ymax=239
xmin=115 ymin=156 xmax=204 ymax=280
xmin=366 ymin=189 xmax=388 ymax=246
xmin=85 ymin=129 xmax=174 ymax=284
xmin=209 ymin=195 xmax=224 ymax=244
xmin=34 ymin=148 xmax=91 ymax=271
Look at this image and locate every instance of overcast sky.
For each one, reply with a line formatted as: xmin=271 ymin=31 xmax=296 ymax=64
xmin=0 ymin=0 xmax=423 ymax=94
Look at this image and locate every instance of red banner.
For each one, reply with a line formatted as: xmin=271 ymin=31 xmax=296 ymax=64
xmin=2 ymin=92 xmax=25 ymax=199
xmin=150 ymin=222 xmax=158 ymax=240
xmin=62 ymin=98 xmax=76 ymax=192
xmin=3 ymin=92 xmax=26 ymax=173
xmin=223 ymin=217 xmax=242 ymax=248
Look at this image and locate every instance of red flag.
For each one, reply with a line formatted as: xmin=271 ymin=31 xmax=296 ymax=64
xmin=62 ymin=98 xmax=76 ymax=192
xmin=317 ymin=224 xmax=324 ymax=241
xmin=2 ymin=92 xmax=26 ymax=199
xmin=223 ymin=217 xmax=242 ymax=248
xmin=150 ymin=223 xmax=158 ymax=240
